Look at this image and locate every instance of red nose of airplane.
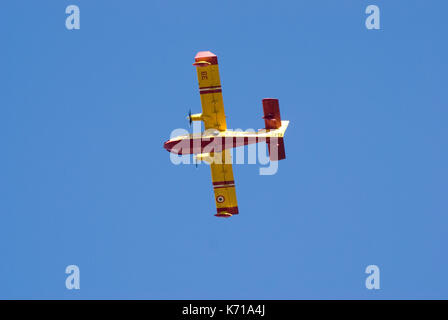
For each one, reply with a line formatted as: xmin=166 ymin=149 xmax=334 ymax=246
xmin=164 ymin=137 xmax=205 ymax=155
xmin=163 ymin=139 xmax=188 ymax=154
xmin=163 ymin=140 xmax=177 ymax=153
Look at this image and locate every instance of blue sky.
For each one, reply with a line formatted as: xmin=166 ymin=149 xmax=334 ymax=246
xmin=1 ymin=0 xmax=447 ymax=299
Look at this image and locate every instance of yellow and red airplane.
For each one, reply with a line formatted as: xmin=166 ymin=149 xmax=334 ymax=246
xmin=164 ymin=51 xmax=289 ymax=217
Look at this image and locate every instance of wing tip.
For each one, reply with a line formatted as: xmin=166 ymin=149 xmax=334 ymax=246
xmin=215 ymin=206 xmax=239 ymax=217
xmin=194 ymin=51 xmax=218 ymax=65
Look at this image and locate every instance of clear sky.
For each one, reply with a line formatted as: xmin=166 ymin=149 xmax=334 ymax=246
xmin=1 ymin=0 xmax=447 ymax=299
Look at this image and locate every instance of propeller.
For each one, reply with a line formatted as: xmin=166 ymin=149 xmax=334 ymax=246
xmin=194 ymin=156 xmax=198 ymax=169
xmin=187 ymin=108 xmax=192 ymax=127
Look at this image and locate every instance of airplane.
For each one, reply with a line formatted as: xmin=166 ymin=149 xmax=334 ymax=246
xmin=163 ymin=51 xmax=289 ymax=217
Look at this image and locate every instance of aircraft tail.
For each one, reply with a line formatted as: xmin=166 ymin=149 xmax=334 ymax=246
xmin=262 ymin=98 xmax=287 ymax=161
xmin=262 ymin=98 xmax=282 ymax=129
xmin=267 ymin=137 xmax=286 ymax=161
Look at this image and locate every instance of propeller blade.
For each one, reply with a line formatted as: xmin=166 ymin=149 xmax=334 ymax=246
xmin=193 ymin=155 xmax=198 ymax=169
xmin=188 ymin=109 xmax=192 ymax=127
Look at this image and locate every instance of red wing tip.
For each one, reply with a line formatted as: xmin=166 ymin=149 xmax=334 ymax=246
xmin=194 ymin=51 xmax=218 ymax=65
xmin=216 ymin=207 xmax=239 ymax=217
xmin=195 ymin=51 xmax=216 ymax=58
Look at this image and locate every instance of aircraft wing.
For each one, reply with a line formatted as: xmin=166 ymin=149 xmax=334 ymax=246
xmin=209 ymin=150 xmax=238 ymax=217
xmin=193 ymin=51 xmax=227 ymax=131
